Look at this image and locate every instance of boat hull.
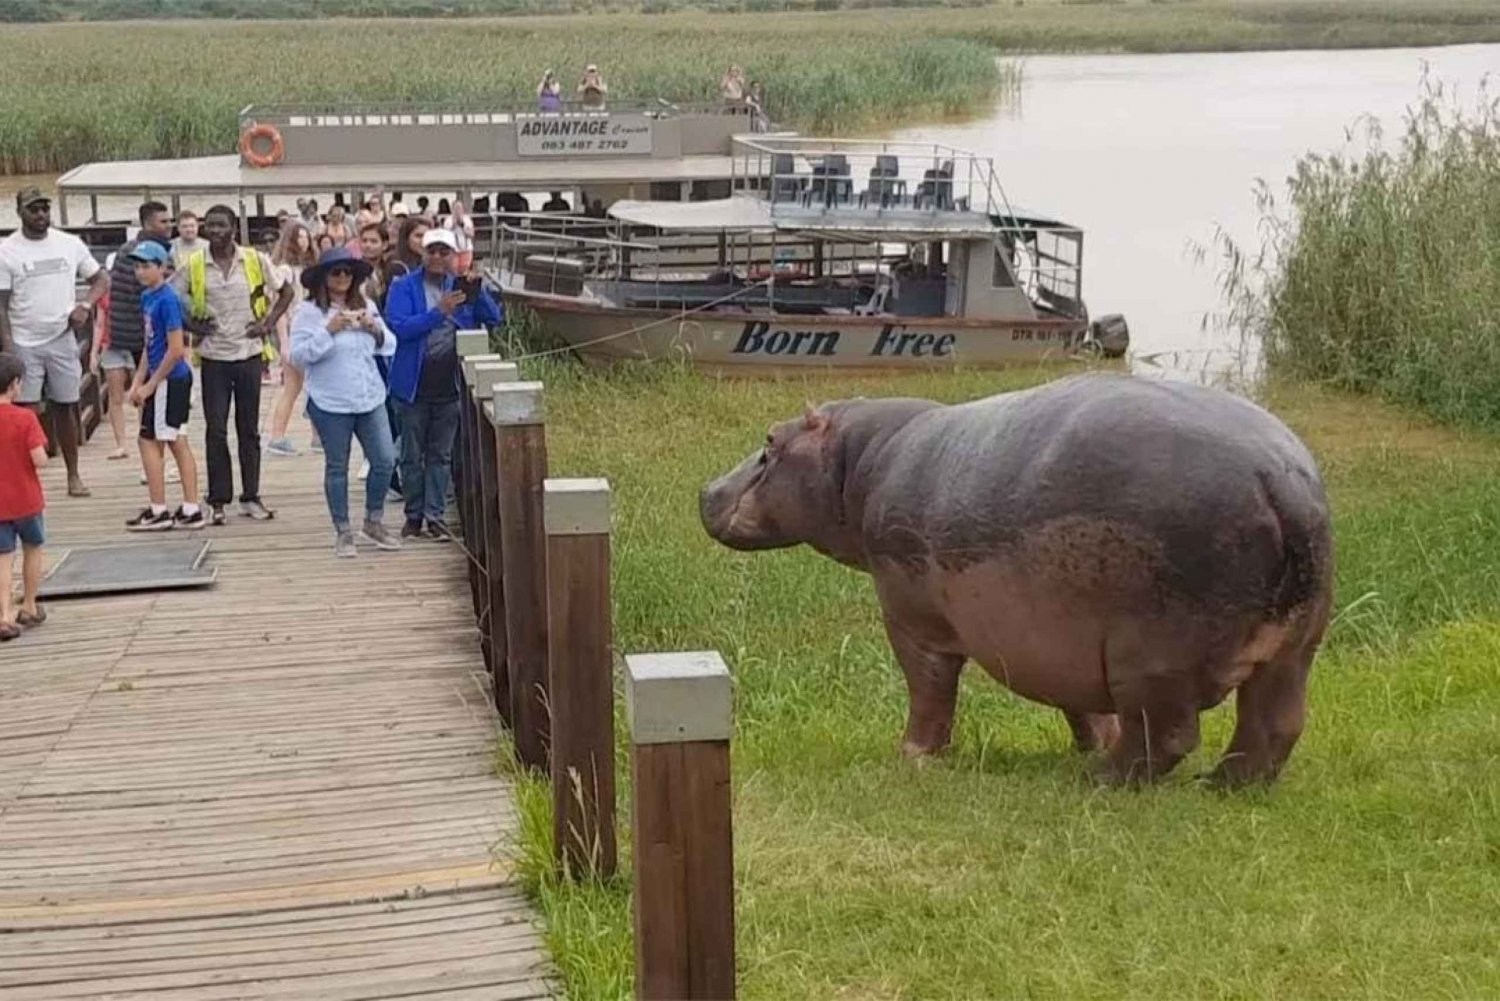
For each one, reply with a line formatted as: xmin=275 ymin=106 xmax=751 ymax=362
xmin=513 ymin=292 xmax=1090 ymax=371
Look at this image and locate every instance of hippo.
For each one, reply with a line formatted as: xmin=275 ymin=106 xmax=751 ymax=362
xmin=700 ymin=373 xmax=1333 ymax=786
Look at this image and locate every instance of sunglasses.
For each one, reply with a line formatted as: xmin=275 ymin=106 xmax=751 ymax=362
xmin=328 ymin=266 xmax=356 ymax=278
xmin=425 ymin=245 xmax=454 ymax=255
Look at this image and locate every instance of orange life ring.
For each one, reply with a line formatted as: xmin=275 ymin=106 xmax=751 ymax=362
xmin=240 ymin=124 xmax=284 ymax=168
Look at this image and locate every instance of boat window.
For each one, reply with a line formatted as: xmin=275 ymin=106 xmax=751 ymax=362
xmin=992 ymin=244 xmax=1017 ymax=288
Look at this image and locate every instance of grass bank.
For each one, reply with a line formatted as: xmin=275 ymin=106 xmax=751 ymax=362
xmin=498 ymin=360 xmax=1500 ymax=998
xmin=1226 ymin=79 xmax=1500 ymax=431
xmin=5 ymin=2 xmax=1500 ymax=173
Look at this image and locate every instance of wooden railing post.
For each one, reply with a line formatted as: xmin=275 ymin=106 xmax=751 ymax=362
xmin=455 ymin=333 xmax=495 ymax=623
xmin=466 ymin=359 xmax=513 ymax=714
xmin=626 ymin=652 xmax=735 ymax=1001
xmin=544 ymin=478 xmax=617 ymax=879
xmin=494 ymin=382 xmax=550 ymax=771
xmin=476 ymin=361 xmax=518 ymax=721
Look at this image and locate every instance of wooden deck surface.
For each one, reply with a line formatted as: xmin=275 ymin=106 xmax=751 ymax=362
xmin=0 ymin=394 xmax=553 ymax=999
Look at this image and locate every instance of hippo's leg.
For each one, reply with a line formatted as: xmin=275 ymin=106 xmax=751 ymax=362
xmin=1209 ymin=639 xmax=1314 ymax=787
xmin=1063 ymin=712 xmax=1120 ymax=754
xmin=882 ymin=617 xmax=964 ymax=757
xmin=1096 ymin=630 xmax=1203 ymax=785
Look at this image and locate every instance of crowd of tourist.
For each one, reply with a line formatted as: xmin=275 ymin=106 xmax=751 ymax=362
xmin=0 ymin=187 xmax=504 ymax=639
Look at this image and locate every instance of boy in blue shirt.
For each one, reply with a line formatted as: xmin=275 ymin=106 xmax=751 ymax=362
xmin=125 ymin=243 xmax=203 ymax=531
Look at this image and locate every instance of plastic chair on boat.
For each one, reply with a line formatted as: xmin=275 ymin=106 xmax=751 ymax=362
xmin=860 ymin=154 xmax=902 ymax=209
xmin=771 ymin=153 xmax=803 ymax=204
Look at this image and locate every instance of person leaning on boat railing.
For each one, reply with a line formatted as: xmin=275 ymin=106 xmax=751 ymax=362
xmin=537 ymin=70 xmax=563 ymax=113
xmin=578 ymin=63 xmax=608 ymax=110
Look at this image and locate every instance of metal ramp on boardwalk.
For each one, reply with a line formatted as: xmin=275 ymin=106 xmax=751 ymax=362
xmin=37 ymin=538 xmax=217 ymax=599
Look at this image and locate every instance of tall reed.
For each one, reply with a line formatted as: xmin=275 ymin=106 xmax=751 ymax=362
xmin=1224 ymin=76 xmax=1500 ymax=428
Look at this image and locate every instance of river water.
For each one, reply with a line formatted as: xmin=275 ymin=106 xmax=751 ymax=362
xmin=894 ymin=43 xmax=1500 ymax=380
xmin=4 ymin=43 xmax=1496 ymax=379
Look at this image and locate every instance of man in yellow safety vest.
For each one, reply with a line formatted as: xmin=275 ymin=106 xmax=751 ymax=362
xmin=171 ymin=205 xmax=294 ymax=526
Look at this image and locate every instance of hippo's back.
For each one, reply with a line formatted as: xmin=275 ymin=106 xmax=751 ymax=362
xmin=866 ymin=374 xmax=1330 ymax=617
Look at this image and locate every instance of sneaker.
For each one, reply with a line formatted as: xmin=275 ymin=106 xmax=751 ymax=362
xmin=266 ymin=437 xmax=299 ymax=457
xmin=421 ymin=520 xmax=452 ymax=542
xmin=401 ymin=519 xmax=424 ymax=540
xmin=359 ymin=519 xmax=402 ymax=551
xmin=334 ymin=529 xmax=358 ymax=558
xmin=310 ymin=440 xmax=325 ymax=455
xmin=241 ymin=499 xmax=275 ymax=521
xmin=126 ymin=507 xmax=175 ymax=532
xmin=210 ymin=505 xmax=226 ymax=526
xmin=174 ymin=506 xmax=205 ymax=530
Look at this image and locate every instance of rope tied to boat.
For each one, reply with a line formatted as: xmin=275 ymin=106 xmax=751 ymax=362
xmin=496 ymin=276 xmax=776 ymax=363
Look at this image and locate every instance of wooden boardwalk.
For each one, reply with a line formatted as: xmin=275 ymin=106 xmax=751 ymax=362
xmin=0 ymin=396 xmax=553 ymax=999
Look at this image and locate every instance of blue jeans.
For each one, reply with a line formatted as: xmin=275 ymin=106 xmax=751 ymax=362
xmin=394 ymin=397 xmax=461 ymax=525
xmin=306 ymin=400 xmax=396 ymax=531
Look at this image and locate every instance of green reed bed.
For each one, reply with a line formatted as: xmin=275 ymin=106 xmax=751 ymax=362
xmin=1227 ymin=79 xmax=1500 ymax=430
xmin=7 ymin=2 xmax=1500 ymax=174
xmin=0 ymin=17 xmax=1010 ymax=175
xmin=495 ymin=359 xmax=1500 ymax=998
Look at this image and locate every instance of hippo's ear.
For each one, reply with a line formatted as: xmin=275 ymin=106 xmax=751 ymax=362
xmin=802 ymin=401 xmax=828 ymax=432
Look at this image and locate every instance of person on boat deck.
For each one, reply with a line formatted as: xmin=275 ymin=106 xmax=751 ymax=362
xmin=356 ymin=197 xmax=386 ymax=233
xmin=383 ymin=228 xmax=502 ymax=541
xmin=747 ymin=80 xmax=767 ymax=130
xmin=541 ymin=191 xmax=570 ymax=213
xmin=719 ymin=65 xmax=745 ymax=105
xmin=171 ymin=204 xmax=294 ymax=525
xmin=537 ymin=70 xmax=563 ymax=112
xmin=289 ymin=247 xmax=401 ymax=558
xmin=578 ymin=64 xmax=608 ymax=109
xmin=297 ymin=198 xmax=325 ymax=239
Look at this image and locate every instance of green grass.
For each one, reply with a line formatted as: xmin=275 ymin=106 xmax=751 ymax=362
xmin=491 ymin=359 xmax=1500 ymax=998
xmin=6 ymin=2 xmax=1500 ymax=173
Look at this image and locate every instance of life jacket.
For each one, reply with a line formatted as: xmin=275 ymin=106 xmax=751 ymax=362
xmin=185 ymin=247 xmax=276 ymax=363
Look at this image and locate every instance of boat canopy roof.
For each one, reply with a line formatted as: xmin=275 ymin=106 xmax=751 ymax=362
xmin=609 ymin=195 xmax=1025 ymax=240
xmin=608 ymin=196 xmax=773 ymax=232
xmin=57 ymin=153 xmax=737 ymax=198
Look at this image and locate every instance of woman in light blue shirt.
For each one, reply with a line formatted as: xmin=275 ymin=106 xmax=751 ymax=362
xmin=289 ymin=247 xmax=400 ymax=557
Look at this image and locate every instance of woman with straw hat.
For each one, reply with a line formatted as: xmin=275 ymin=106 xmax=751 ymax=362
xmin=288 ymin=246 xmax=401 ymax=558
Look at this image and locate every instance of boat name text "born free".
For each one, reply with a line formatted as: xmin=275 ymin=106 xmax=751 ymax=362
xmin=732 ymin=321 xmax=958 ymax=358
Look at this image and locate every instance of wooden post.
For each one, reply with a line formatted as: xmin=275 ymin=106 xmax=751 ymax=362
xmin=544 ymin=478 xmax=617 ymax=879
xmin=627 ymin=652 xmax=735 ymax=1001
xmin=458 ymin=354 xmax=500 ymax=670
xmin=495 ymin=382 xmax=550 ymax=771
xmin=477 ymin=362 xmax=519 ymax=722
xmin=456 ymin=339 xmax=497 ymax=649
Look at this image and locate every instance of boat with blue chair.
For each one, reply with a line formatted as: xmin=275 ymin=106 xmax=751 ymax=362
xmin=489 ymin=135 xmax=1128 ymax=370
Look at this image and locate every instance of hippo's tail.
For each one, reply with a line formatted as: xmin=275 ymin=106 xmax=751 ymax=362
xmin=1260 ymin=467 xmax=1333 ymax=622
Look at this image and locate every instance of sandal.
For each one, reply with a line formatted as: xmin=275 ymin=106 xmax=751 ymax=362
xmin=17 ymin=607 xmax=46 ymax=628
xmin=0 ymin=623 xmax=19 ymax=642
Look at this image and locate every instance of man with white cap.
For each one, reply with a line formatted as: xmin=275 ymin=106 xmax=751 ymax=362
xmin=383 ymin=227 xmax=502 ymax=540
xmin=0 ymin=187 xmax=109 ymax=498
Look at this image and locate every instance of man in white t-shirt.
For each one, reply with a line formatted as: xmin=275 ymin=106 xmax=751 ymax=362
xmin=0 ymin=188 xmax=109 ymax=498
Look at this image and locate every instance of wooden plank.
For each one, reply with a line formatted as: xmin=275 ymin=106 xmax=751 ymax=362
xmin=1 ymin=394 xmax=554 ymax=995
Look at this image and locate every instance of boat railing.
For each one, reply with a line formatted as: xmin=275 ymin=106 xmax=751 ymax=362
xmin=240 ymin=99 xmax=750 ymax=128
xmin=728 ymin=136 xmax=1019 ymax=221
xmin=996 ymin=224 xmax=1084 ymax=318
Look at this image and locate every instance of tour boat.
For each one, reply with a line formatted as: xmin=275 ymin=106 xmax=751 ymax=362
xmin=488 ymin=137 xmax=1127 ymax=370
xmin=37 ymin=102 xmax=1127 ymax=368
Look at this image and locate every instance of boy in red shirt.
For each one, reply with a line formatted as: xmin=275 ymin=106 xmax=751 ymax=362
xmin=0 ymin=352 xmax=49 ymax=641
